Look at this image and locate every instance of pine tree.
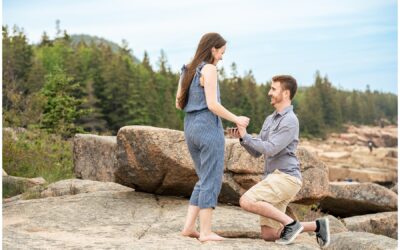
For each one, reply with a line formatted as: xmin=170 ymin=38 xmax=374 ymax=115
xmin=2 ymin=25 xmax=37 ymax=127
xmin=39 ymin=32 xmax=52 ymax=47
xmin=41 ymin=66 xmax=88 ymax=137
xmin=298 ymin=85 xmax=325 ymax=137
xmin=314 ymin=72 xmax=342 ymax=128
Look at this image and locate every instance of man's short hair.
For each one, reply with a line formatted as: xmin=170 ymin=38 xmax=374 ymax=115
xmin=272 ymin=75 xmax=297 ymax=100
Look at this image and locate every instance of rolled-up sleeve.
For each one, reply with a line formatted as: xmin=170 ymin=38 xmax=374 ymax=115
xmin=241 ymin=118 xmax=297 ymax=157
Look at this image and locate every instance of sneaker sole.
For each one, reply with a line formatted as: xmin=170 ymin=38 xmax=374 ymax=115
xmin=321 ymin=218 xmax=330 ymax=248
xmin=275 ymin=225 xmax=304 ymax=245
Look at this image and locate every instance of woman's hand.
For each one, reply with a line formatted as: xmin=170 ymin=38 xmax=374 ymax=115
xmin=237 ymin=125 xmax=247 ymax=138
xmin=175 ymin=99 xmax=182 ymax=110
xmin=234 ymin=116 xmax=250 ymax=128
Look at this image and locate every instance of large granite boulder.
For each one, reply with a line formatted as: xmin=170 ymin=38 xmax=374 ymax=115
xmin=325 ymin=232 xmax=397 ymax=250
xmin=347 ymin=125 xmax=397 ymax=147
xmin=391 ymin=183 xmax=398 ymax=194
xmin=294 ymin=148 xmax=330 ymax=204
xmin=114 ymin=126 xmax=330 ymax=205
xmin=328 ymin=166 xmax=397 ymax=184
xmin=115 ymin=126 xmax=198 ymax=196
xmin=319 ymin=182 xmax=398 ymax=217
xmin=342 ymin=212 xmax=398 ymax=239
xmin=325 ymin=215 xmax=348 ymax=234
xmin=73 ymin=134 xmax=117 ymax=182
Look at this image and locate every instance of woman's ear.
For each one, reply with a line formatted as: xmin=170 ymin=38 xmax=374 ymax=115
xmin=211 ymin=47 xmax=216 ymax=55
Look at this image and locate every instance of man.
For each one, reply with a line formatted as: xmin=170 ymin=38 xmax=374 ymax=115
xmin=229 ymin=75 xmax=330 ymax=247
xmin=367 ymin=139 xmax=376 ymax=153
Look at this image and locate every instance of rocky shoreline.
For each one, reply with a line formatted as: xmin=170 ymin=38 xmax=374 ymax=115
xmin=3 ymin=125 xmax=398 ymax=249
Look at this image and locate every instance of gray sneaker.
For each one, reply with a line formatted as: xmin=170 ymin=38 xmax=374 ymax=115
xmin=316 ymin=218 xmax=330 ymax=248
xmin=275 ymin=221 xmax=304 ymax=245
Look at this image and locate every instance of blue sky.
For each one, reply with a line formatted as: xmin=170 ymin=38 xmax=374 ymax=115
xmin=3 ymin=0 xmax=398 ymax=94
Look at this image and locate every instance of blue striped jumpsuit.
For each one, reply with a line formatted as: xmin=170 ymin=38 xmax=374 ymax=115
xmin=182 ymin=62 xmax=225 ymax=209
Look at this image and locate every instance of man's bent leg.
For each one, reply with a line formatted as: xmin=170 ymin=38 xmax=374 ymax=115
xmin=239 ymin=195 xmax=294 ymax=226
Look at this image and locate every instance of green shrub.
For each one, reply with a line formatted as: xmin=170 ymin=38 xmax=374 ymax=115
xmin=3 ymin=180 xmax=25 ymax=198
xmin=3 ymin=128 xmax=74 ymax=184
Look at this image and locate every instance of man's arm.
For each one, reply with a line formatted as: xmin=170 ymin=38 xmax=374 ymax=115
xmin=240 ymin=135 xmax=263 ymax=158
xmin=229 ymin=127 xmax=262 ymax=158
xmin=240 ymin=119 xmax=298 ymax=157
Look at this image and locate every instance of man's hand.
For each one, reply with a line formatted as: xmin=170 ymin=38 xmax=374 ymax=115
xmin=227 ymin=127 xmax=240 ymax=138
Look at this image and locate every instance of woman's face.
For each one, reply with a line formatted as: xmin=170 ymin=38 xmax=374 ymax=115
xmin=212 ymin=45 xmax=226 ymax=65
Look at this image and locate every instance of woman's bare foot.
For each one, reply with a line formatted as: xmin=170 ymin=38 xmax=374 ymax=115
xmin=198 ymin=232 xmax=225 ymax=242
xmin=181 ymin=229 xmax=200 ymax=238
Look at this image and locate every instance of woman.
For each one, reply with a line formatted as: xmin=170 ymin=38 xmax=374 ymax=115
xmin=176 ymin=32 xmax=250 ymax=242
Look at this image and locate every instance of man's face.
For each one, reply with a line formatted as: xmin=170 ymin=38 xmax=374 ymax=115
xmin=268 ymin=81 xmax=285 ymax=106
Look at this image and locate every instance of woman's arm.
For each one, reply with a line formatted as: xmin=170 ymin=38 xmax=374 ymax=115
xmin=202 ymin=64 xmax=249 ymax=127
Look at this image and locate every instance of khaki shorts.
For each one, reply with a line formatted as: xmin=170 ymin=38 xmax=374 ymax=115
xmin=243 ymin=169 xmax=302 ymax=229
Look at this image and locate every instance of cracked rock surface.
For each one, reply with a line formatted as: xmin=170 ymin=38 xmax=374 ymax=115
xmin=3 ymin=179 xmax=320 ymax=249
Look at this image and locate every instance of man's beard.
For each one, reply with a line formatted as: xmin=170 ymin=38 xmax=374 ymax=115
xmin=270 ymin=94 xmax=282 ymax=105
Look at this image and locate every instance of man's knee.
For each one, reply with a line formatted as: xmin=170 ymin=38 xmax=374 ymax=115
xmin=261 ymin=226 xmax=280 ymax=241
xmin=261 ymin=233 xmax=276 ymax=241
xmin=261 ymin=233 xmax=278 ymax=241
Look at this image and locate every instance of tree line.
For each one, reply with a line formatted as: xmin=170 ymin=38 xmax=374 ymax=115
xmin=3 ymin=25 xmax=397 ymax=138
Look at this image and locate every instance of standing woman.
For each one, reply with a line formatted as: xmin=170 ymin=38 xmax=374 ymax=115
xmin=176 ymin=33 xmax=250 ymax=242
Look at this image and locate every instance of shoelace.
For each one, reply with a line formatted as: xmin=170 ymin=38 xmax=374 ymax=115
xmin=280 ymin=225 xmax=293 ymax=239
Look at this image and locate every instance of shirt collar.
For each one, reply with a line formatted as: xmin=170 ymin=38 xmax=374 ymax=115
xmin=273 ymin=105 xmax=293 ymax=118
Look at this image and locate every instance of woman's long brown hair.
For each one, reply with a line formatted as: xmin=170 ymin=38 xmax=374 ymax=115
xmin=177 ymin=33 xmax=226 ymax=109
